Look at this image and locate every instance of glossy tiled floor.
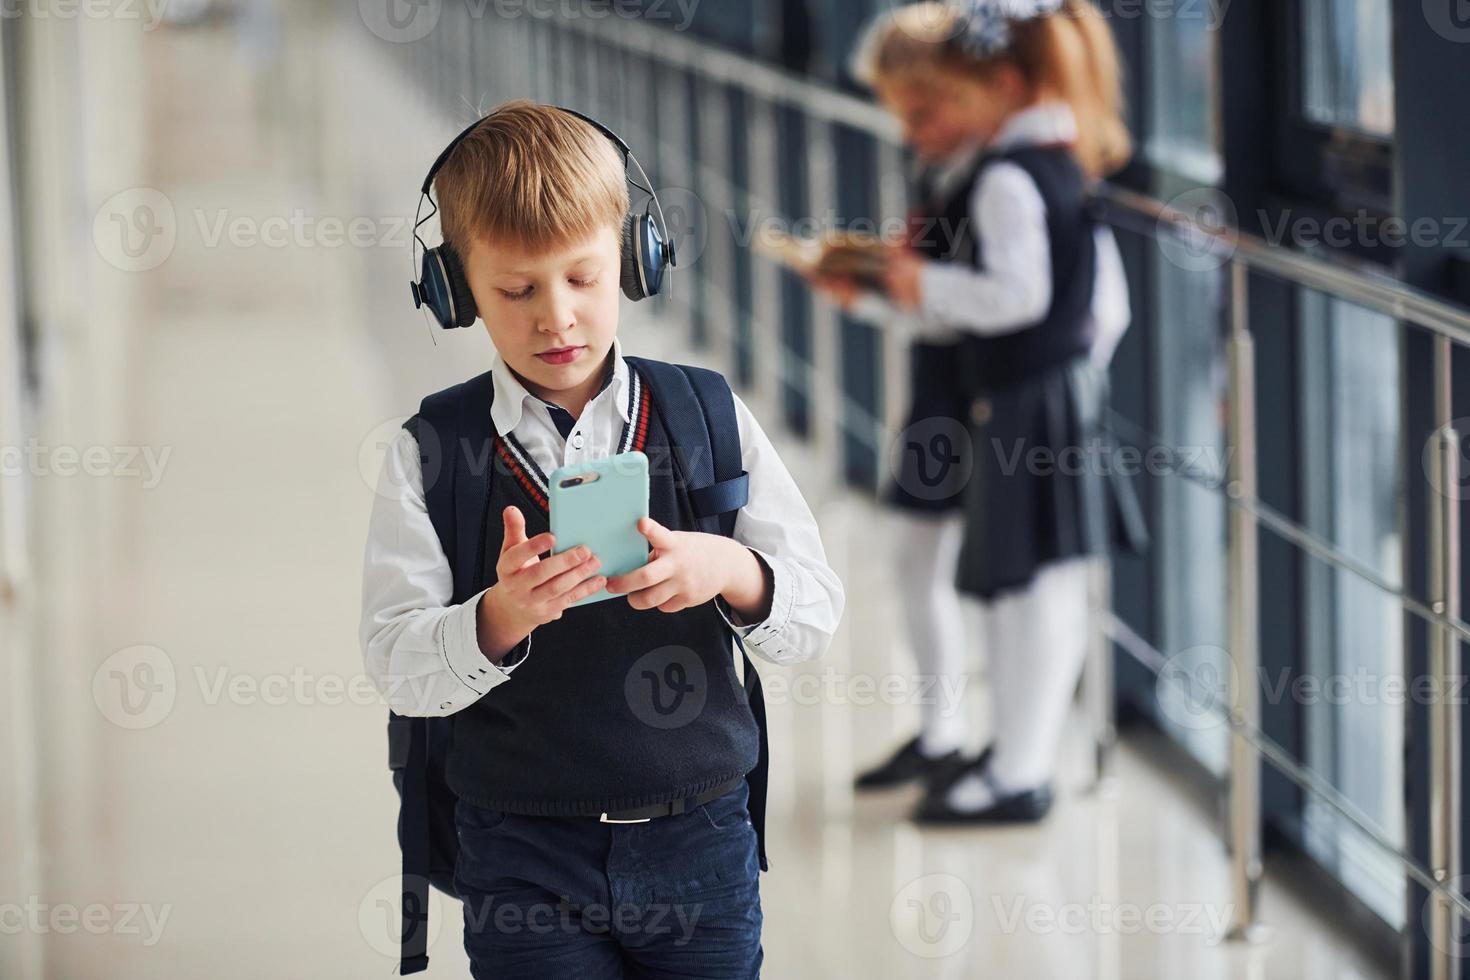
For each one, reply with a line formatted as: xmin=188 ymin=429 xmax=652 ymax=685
xmin=8 ymin=8 xmax=1391 ymax=979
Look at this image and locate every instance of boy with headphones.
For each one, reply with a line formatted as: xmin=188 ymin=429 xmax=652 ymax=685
xmin=359 ymin=100 xmax=844 ymax=978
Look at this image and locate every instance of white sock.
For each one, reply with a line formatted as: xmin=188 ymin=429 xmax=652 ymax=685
xmin=894 ymin=512 xmax=970 ymax=758
xmin=984 ymin=558 xmax=1092 ymax=790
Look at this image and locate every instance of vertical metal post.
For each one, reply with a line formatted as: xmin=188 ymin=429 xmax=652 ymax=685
xmin=1085 ymin=558 xmax=1116 ymax=787
xmin=804 ymin=116 xmax=840 ymax=468
xmin=1429 ymin=334 xmax=1462 ymax=980
xmin=1225 ymin=260 xmax=1267 ymax=942
xmin=748 ymin=95 xmax=783 ymax=406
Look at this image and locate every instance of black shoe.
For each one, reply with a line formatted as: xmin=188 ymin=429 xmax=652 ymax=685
xmin=854 ymin=736 xmax=962 ymax=791
xmin=912 ymin=752 xmax=1054 ymax=825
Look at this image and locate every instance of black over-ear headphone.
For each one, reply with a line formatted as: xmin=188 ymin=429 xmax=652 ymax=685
xmin=409 ymin=106 xmax=677 ymax=329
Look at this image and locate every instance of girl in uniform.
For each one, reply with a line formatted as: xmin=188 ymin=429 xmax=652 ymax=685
xmin=819 ymin=0 xmax=1146 ymax=822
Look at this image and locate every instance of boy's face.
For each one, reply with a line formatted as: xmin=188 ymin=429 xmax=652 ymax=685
xmin=463 ymin=223 xmax=623 ymax=405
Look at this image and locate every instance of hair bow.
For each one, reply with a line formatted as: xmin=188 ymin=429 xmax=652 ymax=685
xmin=951 ymin=0 xmax=1066 ymax=58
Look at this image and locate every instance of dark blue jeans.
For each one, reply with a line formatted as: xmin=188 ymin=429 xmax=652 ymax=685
xmin=453 ymin=779 xmax=763 ymax=979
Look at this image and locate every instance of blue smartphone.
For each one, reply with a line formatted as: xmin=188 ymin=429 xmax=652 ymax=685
xmin=548 ymin=451 xmax=651 ymax=608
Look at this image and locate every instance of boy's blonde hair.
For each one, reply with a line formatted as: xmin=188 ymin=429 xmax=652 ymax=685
xmin=851 ymin=0 xmax=1132 ymax=180
xmin=433 ymin=100 xmax=630 ymax=255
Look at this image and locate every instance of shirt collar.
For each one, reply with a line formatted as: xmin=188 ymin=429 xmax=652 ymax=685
xmin=489 ymin=335 xmax=632 ymax=437
xmin=929 ymin=140 xmax=987 ymax=201
xmin=987 ymin=101 xmax=1078 ymax=154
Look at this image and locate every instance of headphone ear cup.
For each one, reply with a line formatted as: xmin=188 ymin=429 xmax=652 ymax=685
xmin=438 ymin=244 xmax=477 ymax=328
xmin=620 ymin=212 xmax=647 ymax=302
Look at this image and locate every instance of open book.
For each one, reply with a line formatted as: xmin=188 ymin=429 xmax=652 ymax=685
xmin=751 ymin=227 xmax=891 ymax=292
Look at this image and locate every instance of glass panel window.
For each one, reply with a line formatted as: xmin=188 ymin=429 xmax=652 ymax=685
xmin=1151 ymin=255 xmax=1230 ymax=773
xmin=1300 ymin=0 xmax=1395 ymax=136
xmin=1296 ymin=291 xmax=1405 ymax=926
xmin=1145 ymin=10 xmax=1222 ymax=184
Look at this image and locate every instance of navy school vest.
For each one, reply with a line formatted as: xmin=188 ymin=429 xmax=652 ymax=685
xmin=410 ymin=358 xmax=763 ymax=806
xmin=913 ymin=145 xmax=1098 ymax=394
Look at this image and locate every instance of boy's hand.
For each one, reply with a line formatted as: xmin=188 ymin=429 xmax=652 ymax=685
xmin=476 ymin=506 xmax=605 ymax=661
xmin=606 ymin=517 xmax=773 ymax=621
xmin=882 ymin=247 xmax=926 ymax=310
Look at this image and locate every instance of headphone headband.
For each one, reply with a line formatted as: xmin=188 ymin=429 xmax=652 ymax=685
xmin=419 ymin=105 xmax=633 ymax=195
xmin=409 ymin=103 xmax=675 ymax=330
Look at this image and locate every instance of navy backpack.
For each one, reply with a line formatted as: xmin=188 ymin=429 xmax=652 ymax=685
xmin=385 ymin=357 xmax=771 ymax=975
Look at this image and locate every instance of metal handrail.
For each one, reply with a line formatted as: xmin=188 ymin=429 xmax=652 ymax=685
xmin=408 ymin=2 xmax=1470 ymax=961
xmin=542 ymin=7 xmax=1470 ymax=927
xmin=555 ymin=7 xmax=1470 ymax=344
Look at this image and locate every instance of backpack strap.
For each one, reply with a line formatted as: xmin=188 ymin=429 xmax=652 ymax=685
xmin=625 ymin=356 xmax=770 ymax=873
xmin=624 ymin=357 xmax=750 ymax=535
xmin=392 ymin=370 xmax=498 ymax=976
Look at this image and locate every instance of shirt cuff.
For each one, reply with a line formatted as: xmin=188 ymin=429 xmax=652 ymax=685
xmin=440 ymin=588 xmax=531 ymax=695
xmin=715 ymin=548 xmax=796 ymax=658
xmin=918 ymin=262 xmax=958 ymax=325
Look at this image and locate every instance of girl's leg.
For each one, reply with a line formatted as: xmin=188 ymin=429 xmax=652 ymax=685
xmin=894 ymin=510 xmax=971 ymax=757
xmin=940 ymin=557 xmax=1090 ymax=810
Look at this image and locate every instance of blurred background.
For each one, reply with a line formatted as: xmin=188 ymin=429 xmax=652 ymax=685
xmin=2 ymin=0 xmax=1470 ymax=977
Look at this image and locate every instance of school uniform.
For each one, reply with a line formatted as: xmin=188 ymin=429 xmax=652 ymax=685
xmin=360 ymin=336 xmax=844 ymax=976
xmin=852 ymin=104 xmax=1145 ymax=816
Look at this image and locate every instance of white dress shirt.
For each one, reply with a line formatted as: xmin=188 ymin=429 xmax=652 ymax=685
xmin=360 ymin=335 xmax=846 ymax=717
xmin=852 ymin=103 xmax=1131 ymax=369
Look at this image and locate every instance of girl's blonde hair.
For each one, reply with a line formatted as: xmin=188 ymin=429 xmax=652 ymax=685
xmin=851 ymin=0 xmax=1132 ymax=179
